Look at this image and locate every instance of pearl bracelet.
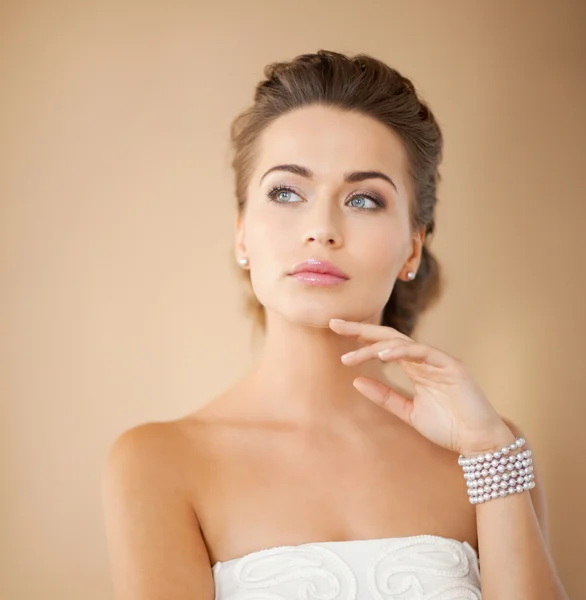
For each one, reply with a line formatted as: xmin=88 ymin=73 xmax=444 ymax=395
xmin=458 ymin=437 xmax=536 ymax=505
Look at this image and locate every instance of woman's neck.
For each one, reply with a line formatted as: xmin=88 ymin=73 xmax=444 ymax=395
xmin=242 ymin=311 xmax=390 ymax=425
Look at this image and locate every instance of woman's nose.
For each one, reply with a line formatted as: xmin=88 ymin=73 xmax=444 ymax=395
xmin=302 ymin=195 xmax=344 ymax=248
xmin=303 ymin=225 xmax=343 ymax=248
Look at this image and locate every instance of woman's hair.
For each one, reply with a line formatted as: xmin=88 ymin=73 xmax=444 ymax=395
xmin=230 ymin=49 xmax=444 ymax=337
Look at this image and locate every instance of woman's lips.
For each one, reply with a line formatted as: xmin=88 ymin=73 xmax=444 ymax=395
xmin=288 ymin=259 xmax=349 ymax=287
xmin=290 ymin=272 xmax=348 ymax=286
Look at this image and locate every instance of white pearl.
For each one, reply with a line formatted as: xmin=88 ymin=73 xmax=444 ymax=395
xmin=462 ymin=437 xmax=534 ymax=505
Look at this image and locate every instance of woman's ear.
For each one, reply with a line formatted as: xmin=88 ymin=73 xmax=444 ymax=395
xmin=404 ymin=226 xmax=425 ymax=273
xmin=234 ymin=214 xmax=247 ymax=262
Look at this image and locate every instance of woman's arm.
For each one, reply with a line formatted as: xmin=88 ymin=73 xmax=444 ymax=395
xmin=474 ymin=419 xmax=568 ymax=600
xmin=102 ymin=423 xmax=214 ymax=600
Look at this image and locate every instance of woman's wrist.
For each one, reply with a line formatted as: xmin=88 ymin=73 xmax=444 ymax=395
xmin=458 ymin=423 xmax=517 ymax=457
xmin=459 ymin=432 xmax=535 ymax=505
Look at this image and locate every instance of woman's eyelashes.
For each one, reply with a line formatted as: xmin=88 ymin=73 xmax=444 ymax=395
xmin=265 ymin=184 xmax=386 ymax=211
xmin=266 ymin=184 xmax=303 ymax=205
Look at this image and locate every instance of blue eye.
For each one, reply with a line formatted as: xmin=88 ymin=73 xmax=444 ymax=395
xmin=266 ymin=185 xmax=385 ymax=211
xmin=267 ymin=185 xmax=303 ymax=204
xmin=347 ymin=194 xmax=385 ymax=211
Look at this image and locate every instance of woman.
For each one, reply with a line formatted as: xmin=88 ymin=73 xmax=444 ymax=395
xmin=102 ymin=50 xmax=568 ymax=599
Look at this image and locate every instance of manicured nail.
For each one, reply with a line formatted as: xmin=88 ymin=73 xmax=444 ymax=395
xmin=330 ymin=318 xmax=345 ymax=324
xmin=341 ymin=351 xmax=355 ymax=362
xmin=378 ymin=349 xmax=395 ymax=359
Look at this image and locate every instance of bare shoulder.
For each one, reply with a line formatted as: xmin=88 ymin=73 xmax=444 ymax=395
xmin=102 ymin=421 xmax=214 ymax=600
xmin=105 ymin=420 xmax=186 ymax=472
xmin=501 ymin=416 xmax=550 ymax=546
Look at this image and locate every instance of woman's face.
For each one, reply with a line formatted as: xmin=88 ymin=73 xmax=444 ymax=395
xmin=236 ymin=104 xmax=424 ymax=328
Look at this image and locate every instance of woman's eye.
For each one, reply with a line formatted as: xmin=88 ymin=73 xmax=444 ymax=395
xmin=267 ymin=186 xmax=302 ymax=204
xmin=347 ymin=195 xmax=383 ymax=210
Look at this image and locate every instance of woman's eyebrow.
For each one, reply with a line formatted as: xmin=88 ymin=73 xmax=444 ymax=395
xmin=259 ymin=163 xmax=397 ymax=193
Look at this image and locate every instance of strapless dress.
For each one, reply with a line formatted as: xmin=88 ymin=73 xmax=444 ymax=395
xmin=212 ymin=534 xmax=481 ymax=599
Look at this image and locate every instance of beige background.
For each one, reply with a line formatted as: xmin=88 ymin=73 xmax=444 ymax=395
xmin=1 ymin=0 xmax=585 ymax=598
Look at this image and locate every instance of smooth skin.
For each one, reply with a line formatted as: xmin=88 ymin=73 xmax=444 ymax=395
xmin=102 ymin=104 xmax=551 ymax=599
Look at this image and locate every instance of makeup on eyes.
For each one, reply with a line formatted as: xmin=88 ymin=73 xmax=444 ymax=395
xmin=265 ymin=184 xmax=387 ymax=211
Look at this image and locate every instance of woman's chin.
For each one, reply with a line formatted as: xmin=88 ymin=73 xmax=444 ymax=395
xmin=280 ymin=306 xmax=379 ymax=329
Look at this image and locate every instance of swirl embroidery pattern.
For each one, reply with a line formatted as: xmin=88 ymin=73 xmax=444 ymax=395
xmin=212 ymin=535 xmax=481 ymax=600
xmin=367 ymin=537 xmax=481 ymax=599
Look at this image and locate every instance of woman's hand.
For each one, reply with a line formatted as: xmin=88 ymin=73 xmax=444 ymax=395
xmin=329 ymin=318 xmax=516 ymax=456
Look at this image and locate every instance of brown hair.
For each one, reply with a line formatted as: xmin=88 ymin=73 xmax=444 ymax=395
xmin=230 ymin=49 xmax=443 ymax=337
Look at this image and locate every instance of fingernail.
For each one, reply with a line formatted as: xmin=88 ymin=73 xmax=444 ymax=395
xmin=341 ymin=351 xmax=355 ymax=361
xmin=330 ymin=318 xmax=345 ymax=324
xmin=378 ymin=349 xmax=394 ymax=359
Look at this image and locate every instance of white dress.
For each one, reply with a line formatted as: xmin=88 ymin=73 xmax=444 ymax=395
xmin=212 ymin=534 xmax=481 ymax=599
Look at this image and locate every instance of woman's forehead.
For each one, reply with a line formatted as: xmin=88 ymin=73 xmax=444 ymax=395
xmin=253 ymin=106 xmax=409 ymax=186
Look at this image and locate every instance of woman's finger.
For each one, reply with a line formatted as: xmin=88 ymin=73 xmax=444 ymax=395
xmin=341 ymin=339 xmax=413 ymax=365
xmin=342 ymin=339 xmax=452 ymax=370
xmin=329 ymin=319 xmax=412 ymax=343
xmin=378 ymin=342 xmax=453 ymax=369
xmin=353 ymin=376 xmax=414 ymax=424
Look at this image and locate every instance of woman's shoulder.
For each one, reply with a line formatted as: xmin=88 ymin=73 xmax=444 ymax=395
xmin=103 ymin=417 xmax=202 ymax=489
xmin=103 ymin=404 xmax=230 ymax=486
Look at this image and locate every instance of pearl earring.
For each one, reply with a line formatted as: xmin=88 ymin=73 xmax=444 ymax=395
xmin=238 ymin=257 xmax=249 ymax=268
xmin=407 ymin=271 xmax=416 ymax=280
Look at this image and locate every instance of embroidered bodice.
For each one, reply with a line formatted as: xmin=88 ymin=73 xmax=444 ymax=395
xmin=212 ymin=534 xmax=481 ymax=599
